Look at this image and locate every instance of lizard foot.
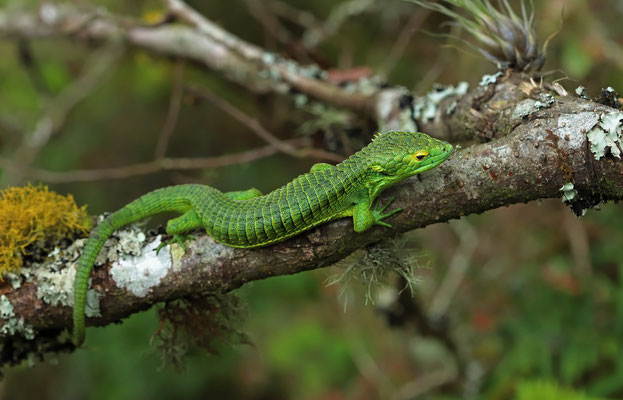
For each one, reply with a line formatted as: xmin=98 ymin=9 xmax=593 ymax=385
xmin=156 ymin=233 xmax=194 ymax=254
xmin=371 ymin=196 xmax=403 ymax=228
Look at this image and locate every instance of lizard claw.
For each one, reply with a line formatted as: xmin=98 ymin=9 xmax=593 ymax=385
xmin=156 ymin=233 xmax=194 ymax=255
xmin=371 ymin=197 xmax=403 ymax=228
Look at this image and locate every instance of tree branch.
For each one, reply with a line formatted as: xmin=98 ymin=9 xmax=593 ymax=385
xmin=0 ymin=2 xmax=399 ymax=127
xmin=2 ymin=78 xmax=623 ymax=359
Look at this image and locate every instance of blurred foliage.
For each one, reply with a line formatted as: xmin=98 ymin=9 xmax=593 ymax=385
xmin=515 ymin=380 xmax=607 ymax=400
xmin=1 ymin=0 xmax=623 ymax=399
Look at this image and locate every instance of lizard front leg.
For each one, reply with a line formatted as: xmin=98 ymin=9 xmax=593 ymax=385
xmin=352 ymin=197 xmax=402 ymax=232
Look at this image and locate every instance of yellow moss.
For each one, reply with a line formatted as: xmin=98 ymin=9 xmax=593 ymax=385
xmin=0 ymin=184 xmax=89 ymax=276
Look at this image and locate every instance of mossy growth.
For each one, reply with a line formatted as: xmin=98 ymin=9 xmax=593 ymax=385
xmin=152 ymin=293 xmax=251 ymax=371
xmin=0 ymin=184 xmax=90 ymax=276
xmin=327 ymin=236 xmax=425 ymax=307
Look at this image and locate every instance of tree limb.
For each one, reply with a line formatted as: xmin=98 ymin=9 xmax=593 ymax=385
xmin=2 ymin=80 xmax=623 ymax=350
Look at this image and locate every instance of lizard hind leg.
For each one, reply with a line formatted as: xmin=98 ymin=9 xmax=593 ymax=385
xmin=159 ymin=209 xmax=203 ymax=253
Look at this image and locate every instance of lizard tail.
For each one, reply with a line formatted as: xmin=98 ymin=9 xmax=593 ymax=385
xmin=72 ymin=185 xmax=197 ymax=346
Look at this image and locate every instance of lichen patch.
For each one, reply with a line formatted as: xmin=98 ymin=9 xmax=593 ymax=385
xmin=560 ymin=182 xmax=578 ymax=203
xmin=110 ymin=235 xmax=172 ymax=297
xmin=36 ymin=267 xmax=75 ymax=307
xmin=413 ymin=82 xmax=469 ymax=122
xmin=586 ymin=111 xmax=623 ymax=160
xmin=534 ymin=93 xmax=555 ymax=109
xmin=0 ymin=295 xmax=35 ymax=339
xmin=479 ymin=71 xmax=503 ymax=86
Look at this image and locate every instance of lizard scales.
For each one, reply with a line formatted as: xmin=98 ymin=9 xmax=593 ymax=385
xmin=73 ymin=131 xmax=453 ymax=345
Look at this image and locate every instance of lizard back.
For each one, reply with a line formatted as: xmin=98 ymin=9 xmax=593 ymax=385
xmin=196 ymin=162 xmax=365 ymax=247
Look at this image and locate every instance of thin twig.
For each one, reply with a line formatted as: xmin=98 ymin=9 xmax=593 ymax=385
xmin=242 ymin=0 xmax=287 ymax=46
xmin=185 ymin=85 xmax=307 ymax=159
xmin=302 ymin=0 xmax=376 ymax=48
xmin=268 ymin=0 xmax=322 ymax=32
xmin=562 ymin=207 xmax=592 ymax=277
xmin=164 ymin=0 xmax=376 ymax=113
xmin=154 ymin=60 xmax=185 ymax=159
xmin=243 ymin=0 xmax=314 ymax=63
xmin=1 ymin=3 xmax=380 ymax=118
xmin=0 ymin=137 xmax=343 ymax=183
xmin=393 ymin=366 xmax=457 ymax=400
xmin=17 ymin=40 xmax=51 ymax=97
xmin=428 ymin=219 xmax=477 ymax=318
xmin=378 ymin=9 xmax=431 ymax=78
xmin=1 ymin=41 xmax=123 ymax=186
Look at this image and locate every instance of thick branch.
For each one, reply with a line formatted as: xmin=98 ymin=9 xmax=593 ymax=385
xmin=3 ymin=86 xmax=623 ymax=341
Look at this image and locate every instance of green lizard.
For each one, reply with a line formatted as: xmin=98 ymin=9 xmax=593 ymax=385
xmin=72 ymin=130 xmax=453 ymax=346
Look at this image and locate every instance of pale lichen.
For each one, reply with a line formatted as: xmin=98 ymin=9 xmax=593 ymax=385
xmin=30 ymin=218 xmax=151 ymax=320
xmin=0 ymin=295 xmax=14 ymax=319
xmin=110 ymin=235 xmax=172 ymax=297
xmin=36 ymin=267 xmax=75 ymax=307
xmin=0 ymin=295 xmax=35 ymax=340
xmin=575 ymin=86 xmax=589 ymax=99
xmin=33 ymin=237 xmax=87 ymax=310
xmin=445 ymin=100 xmax=458 ymax=115
xmin=94 ymin=220 xmax=146 ymax=266
xmin=479 ymin=71 xmax=503 ymax=86
xmin=586 ymin=111 xmax=623 ymax=160
xmin=85 ymin=285 xmax=102 ymax=318
xmin=375 ymin=88 xmax=418 ymax=132
xmin=534 ymin=93 xmax=555 ymax=109
xmin=413 ymin=82 xmax=469 ymax=122
xmin=560 ymin=183 xmax=578 ymax=203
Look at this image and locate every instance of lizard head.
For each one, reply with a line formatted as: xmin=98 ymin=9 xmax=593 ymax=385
xmin=365 ymin=130 xmax=453 ymax=188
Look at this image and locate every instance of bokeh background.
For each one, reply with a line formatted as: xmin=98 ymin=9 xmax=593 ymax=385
xmin=1 ymin=0 xmax=623 ymax=399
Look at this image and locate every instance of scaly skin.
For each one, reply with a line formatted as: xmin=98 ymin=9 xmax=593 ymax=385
xmin=72 ymin=131 xmax=453 ymax=345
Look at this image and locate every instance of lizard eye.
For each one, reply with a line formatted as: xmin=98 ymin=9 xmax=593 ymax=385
xmin=412 ymin=150 xmax=429 ymax=162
